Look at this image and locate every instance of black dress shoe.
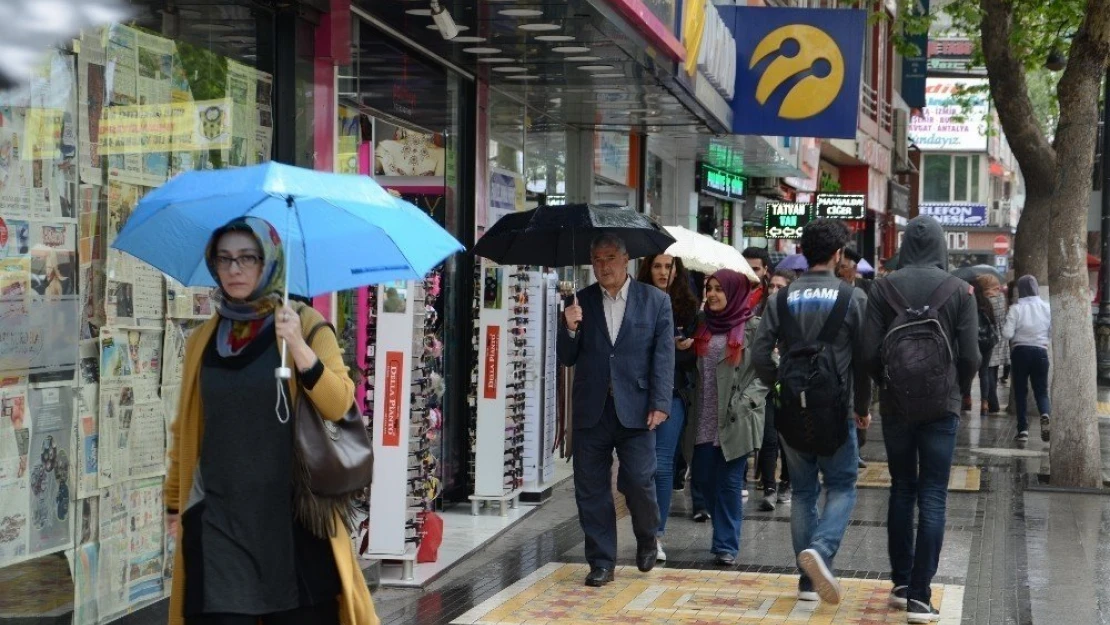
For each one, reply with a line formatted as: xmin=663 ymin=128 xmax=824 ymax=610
xmin=714 ymin=553 xmax=736 ymax=566
xmin=584 ymin=567 xmax=614 ymax=587
xmin=637 ymin=540 xmax=657 ymax=572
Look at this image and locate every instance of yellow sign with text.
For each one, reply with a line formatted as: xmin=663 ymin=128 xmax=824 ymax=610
xmin=97 ymin=99 xmax=233 ymax=155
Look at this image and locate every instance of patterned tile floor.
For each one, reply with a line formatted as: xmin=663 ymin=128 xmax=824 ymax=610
xmin=452 ymin=563 xmax=964 ymax=625
xmin=856 ymin=462 xmax=982 ymax=492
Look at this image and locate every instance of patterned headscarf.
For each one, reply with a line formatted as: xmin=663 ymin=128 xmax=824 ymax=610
xmin=205 ymin=217 xmax=285 ymax=357
xmin=694 ymin=269 xmax=756 ymax=366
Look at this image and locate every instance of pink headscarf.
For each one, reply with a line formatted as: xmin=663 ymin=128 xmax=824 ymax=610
xmin=693 ymin=269 xmax=756 ymax=366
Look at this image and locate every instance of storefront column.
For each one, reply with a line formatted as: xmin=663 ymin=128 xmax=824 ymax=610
xmin=674 ymin=157 xmax=697 ymax=230
xmin=565 ymin=128 xmax=595 ymax=204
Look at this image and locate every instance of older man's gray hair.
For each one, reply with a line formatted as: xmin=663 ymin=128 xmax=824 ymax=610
xmin=590 ymin=233 xmax=627 ymax=256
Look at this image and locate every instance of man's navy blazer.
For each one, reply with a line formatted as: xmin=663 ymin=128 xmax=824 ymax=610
xmin=556 ymin=279 xmax=675 ymax=430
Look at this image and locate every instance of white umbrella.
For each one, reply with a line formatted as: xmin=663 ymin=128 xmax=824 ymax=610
xmin=663 ymin=225 xmax=759 ymax=283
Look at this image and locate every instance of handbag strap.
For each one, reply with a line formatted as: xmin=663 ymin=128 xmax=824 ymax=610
xmin=305 ymin=319 xmax=336 ymax=346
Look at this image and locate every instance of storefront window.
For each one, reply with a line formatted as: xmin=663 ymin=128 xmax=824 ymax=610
xmin=922 ymin=154 xmax=982 ymax=203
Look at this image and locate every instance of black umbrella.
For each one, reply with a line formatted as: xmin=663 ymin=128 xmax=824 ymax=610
xmin=953 ymin=264 xmax=1004 ymax=283
xmin=473 ymin=203 xmax=675 ymax=266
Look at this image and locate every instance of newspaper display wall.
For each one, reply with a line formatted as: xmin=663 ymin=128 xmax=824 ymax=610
xmin=0 ymin=22 xmax=276 ymax=623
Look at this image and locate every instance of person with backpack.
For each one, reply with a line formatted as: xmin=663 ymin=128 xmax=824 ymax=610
xmin=861 ymin=215 xmax=980 ymax=624
xmin=752 ymin=219 xmax=872 ymax=606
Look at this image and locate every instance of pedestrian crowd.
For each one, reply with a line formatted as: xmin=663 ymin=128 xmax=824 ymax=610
xmin=558 ymin=215 xmax=1053 ymax=624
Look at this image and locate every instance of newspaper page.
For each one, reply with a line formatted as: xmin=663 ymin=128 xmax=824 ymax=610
xmin=98 ymin=328 xmax=164 ymax=487
xmin=96 ymin=481 xmax=128 ymax=622
xmin=76 ymin=340 xmax=100 ymax=498
xmin=71 ymin=541 xmax=99 ymax=625
xmin=79 ymin=184 xmax=106 ymax=340
xmin=105 ymin=25 xmax=144 ymax=188
xmin=0 ymin=385 xmax=29 ymax=564
xmin=26 ymin=385 xmax=74 ymax=555
xmin=104 ymin=180 xmax=164 ymax=326
xmin=96 ymin=478 xmax=164 ymax=622
xmin=79 ymin=31 xmax=107 ymax=185
xmin=165 ymin=278 xmax=212 ymax=320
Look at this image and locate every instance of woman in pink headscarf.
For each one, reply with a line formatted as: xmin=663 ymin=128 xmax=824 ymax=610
xmin=684 ymin=269 xmax=767 ymax=566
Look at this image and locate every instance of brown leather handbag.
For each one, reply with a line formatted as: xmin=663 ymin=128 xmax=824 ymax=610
xmin=292 ymin=320 xmax=374 ymax=539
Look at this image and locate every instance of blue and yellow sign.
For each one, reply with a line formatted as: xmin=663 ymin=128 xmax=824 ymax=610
xmin=717 ymin=7 xmax=866 ymax=139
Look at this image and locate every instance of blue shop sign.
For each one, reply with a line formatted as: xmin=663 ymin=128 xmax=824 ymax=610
xmin=717 ymin=6 xmax=866 ymax=139
xmin=919 ymin=203 xmax=988 ymax=227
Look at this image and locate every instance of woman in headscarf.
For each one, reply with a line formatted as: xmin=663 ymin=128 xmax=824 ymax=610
xmin=1002 ymin=275 xmax=1052 ymax=443
xmin=636 ymin=253 xmax=698 ymax=563
xmin=684 ymin=269 xmax=766 ymax=566
xmin=974 ymin=274 xmax=1006 ymax=415
xmin=163 ymin=217 xmax=377 ymax=625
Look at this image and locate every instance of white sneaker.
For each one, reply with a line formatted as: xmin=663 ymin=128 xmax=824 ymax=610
xmin=742 ymin=489 xmax=749 ymax=498
xmin=907 ymin=598 xmax=941 ymax=622
xmin=797 ymin=588 xmax=819 ymax=602
xmin=890 ymin=585 xmax=909 ymax=608
xmin=798 ymin=549 xmax=841 ymax=604
xmin=656 ymin=540 xmax=667 ymax=562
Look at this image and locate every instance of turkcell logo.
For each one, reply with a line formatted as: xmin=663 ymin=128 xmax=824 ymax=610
xmin=719 ymin=7 xmax=866 ymax=139
xmin=751 ymin=25 xmax=844 ymax=120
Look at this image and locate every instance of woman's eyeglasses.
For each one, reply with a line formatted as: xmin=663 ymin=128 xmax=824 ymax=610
xmin=213 ymin=254 xmax=262 ymax=270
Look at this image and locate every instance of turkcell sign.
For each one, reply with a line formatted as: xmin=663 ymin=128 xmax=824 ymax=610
xmin=717 ymin=6 xmax=867 ymax=139
xmin=765 ymin=202 xmax=812 ymax=239
xmin=815 ymin=193 xmax=866 ymax=219
xmin=919 ymin=203 xmax=987 ymax=227
xmin=699 ymin=163 xmax=745 ymax=200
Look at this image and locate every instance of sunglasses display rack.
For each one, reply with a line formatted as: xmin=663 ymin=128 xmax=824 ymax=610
xmin=466 ymin=263 xmax=481 ymax=494
xmin=469 ymin=260 xmax=527 ymax=516
xmin=363 ymin=278 xmax=424 ymax=579
xmin=518 ymin=270 xmax=558 ymax=503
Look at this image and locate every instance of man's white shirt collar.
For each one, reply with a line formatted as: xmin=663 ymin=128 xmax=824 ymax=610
xmin=602 ymin=275 xmax=631 ymax=302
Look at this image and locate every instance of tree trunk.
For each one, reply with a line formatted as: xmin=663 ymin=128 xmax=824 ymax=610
xmin=1012 ymin=189 xmax=1051 ymax=285
xmin=1045 ymin=52 xmax=1104 ymax=488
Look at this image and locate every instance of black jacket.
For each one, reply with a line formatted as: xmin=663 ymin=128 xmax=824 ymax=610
xmin=861 ymin=216 xmax=980 ymax=416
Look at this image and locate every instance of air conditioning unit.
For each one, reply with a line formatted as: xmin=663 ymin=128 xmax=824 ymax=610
xmin=751 ymin=177 xmax=784 ymax=198
xmin=893 ymin=109 xmax=909 ymax=164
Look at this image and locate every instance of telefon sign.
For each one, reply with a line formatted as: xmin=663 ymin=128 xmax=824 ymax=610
xmin=919 ymin=203 xmax=988 ymax=227
xmin=764 ymin=202 xmax=812 ymax=239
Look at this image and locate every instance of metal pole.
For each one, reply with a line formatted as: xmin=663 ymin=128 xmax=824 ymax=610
xmin=1096 ymin=67 xmax=1110 ymax=380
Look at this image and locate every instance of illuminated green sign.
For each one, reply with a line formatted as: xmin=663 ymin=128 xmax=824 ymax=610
xmin=698 ymin=163 xmax=745 ymax=200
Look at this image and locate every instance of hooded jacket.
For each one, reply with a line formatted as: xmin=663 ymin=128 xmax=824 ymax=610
xmin=1003 ymin=275 xmax=1051 ymax=349
xmin=861 ymin=216 xmax=980 ymax=417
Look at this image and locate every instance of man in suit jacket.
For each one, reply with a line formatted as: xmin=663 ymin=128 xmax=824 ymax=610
xmin=557 ymin=233 xmax=675 ymax=587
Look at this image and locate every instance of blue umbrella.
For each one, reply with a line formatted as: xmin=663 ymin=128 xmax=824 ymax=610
xmin=776 ymin=254 xmax=808 ymax=272
xmin=112 ymin=162 xmax=463 ymax=296
xmin=857 ymin=258 xmax=875 ymax=275
xmin=111 ymin=162 xmax=463 ymax=378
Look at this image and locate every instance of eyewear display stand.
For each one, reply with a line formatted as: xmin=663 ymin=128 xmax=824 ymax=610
xmin=520 ymin=271 xmax=557 ymax=504
xmin=469 ymin=261 xmax=525 ymax=515
xmin=365 ymin=280 xmax=419 ymax=580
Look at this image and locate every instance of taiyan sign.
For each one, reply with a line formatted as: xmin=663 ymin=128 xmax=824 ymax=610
xmin=908 ymin=78 xmax=990 ymax=151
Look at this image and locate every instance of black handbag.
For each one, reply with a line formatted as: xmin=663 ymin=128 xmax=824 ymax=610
xmin=292 ymin=320 xmax=374 ymax=539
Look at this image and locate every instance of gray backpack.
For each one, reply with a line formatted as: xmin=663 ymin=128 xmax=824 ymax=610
xmin=874 ymin=277 xmax=963 ymax=423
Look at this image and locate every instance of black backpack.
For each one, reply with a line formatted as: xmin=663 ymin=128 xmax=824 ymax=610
xmin=874 ymin=277 xmax=964 ymax=424
xmin=977 ymin=308 xmax=997 ymax=355
xmin=774 ymin=283 xmax=854 ymax=456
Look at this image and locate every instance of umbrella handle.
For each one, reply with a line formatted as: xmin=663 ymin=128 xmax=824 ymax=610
xmin=276 ymin=196 xmax=294 ymax=382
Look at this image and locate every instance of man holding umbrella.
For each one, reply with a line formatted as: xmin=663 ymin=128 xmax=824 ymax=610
xmin=557 ymin=233 xmax=675 ymax=587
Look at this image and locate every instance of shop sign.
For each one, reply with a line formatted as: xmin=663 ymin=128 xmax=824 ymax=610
xmin=483 ymin=326 xmax=500 ymax=399
xmin=692 ymin=1 xmax=737 ymax=101
xmin=908 ymin=78 xmax=990 ymax=151
xmin=742 ymin=224 xmax=766 ymax=238
xmin=995 ymin=255 xmax=1008 ymax=273
xmin=765 ymin=202 xmax=812 ymax=239
xmin=919 ymin=202 xmax=988 ymax=227
xmin=900 ymin=0 xmax=929 ymax=108
xmin=699 ymin=163 xmax=745 ymax=200
xmin=856 ymin=137 xmax=892 ymax=177
xmin=383 ymin=351 xmax=404 ymax=447
xmin=720 ymin=6 xmax=867 ymax=139
xmin=594 ymin=131 xmax=630 ymax=185
xmin=889 ymin=180 xmax=910 ymax=218
xmin=815 ymin=193 xmax=866 ymax=219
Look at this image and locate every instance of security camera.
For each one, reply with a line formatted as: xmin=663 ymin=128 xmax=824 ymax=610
xmin=430 ymin=1 xmax=459 ymax=40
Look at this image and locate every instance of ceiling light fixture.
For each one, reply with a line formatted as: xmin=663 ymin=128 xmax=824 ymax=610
xmin=591 ymin=73 xmax=624 ymax=78
xmin=578 ymin=65 xmax=616 ymax=71
xmin=405 ymin=8 xmax=432 ymax=16
xmin=552 ymin=46 xmax=590 ymax=53
xmin=519 ymin=23 xmax=561 ymax=31
xmin=535 ymin=35 xmax=575 ymax=42
xmin=477 ymin=57 xmax=517 ymax=63
xmin=565 ymin=56 xmax=601 ymax=62
xmin=429 ymin=0 xmax=459 ymax=40
xmin=500 ymin=8 xmax=543 ymax=17
xmin=506 ymin=75 xmax=539 ymax=80
xmin=492 ymin=66 xmax=528 ymax=73
xmin=463 ymin=47 xmax=502 ymax=54
xmin=428 ymin=24 xmax=469 ymax=32
xmin=452 ymin=36 xmax=487 ymax=43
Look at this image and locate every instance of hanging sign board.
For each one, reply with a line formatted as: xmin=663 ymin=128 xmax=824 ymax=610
xmin=764 ymin=202 xmax=812 ymax=239
xmin=815 ymin=193 xmax=866 ymax=219
xmin=698 ymin=163 xmax=745 ymax=200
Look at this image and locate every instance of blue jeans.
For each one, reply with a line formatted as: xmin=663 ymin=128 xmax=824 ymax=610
xmin=1011 ymin=345 xmax=1051 ymax=431
xmin=692 ymin=444 xmax=749 ymax=557
xmin=883 ymin=413 xmax=959 ymax=604
xmin=780 ymin=424 xmax=858 ymax=580
xmin=655 ymin=396 xmax=686 ymax=535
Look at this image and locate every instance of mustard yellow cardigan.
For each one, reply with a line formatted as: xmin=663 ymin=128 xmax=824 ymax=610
xmin=164 ymin=305 xmax=379 ymax=625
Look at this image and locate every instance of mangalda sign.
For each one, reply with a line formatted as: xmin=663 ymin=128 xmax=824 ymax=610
xmin=765 ymin=202 xmax=812 ymax=239
xmin=815 ymin=193 xmax=866 ymax=219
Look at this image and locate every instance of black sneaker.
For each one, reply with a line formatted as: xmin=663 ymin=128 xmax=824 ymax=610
xmin=777 ymin=482 xmax=792 ymax=503
xmin=1040 ymin=415 xmax=1051 ymax=442
xmin=692 ymin=510 xmax=711 ymax=523
xmin=907 ymin=598 xmax=940 ymax=623
xmin=1016 ymin=430 xmax=1029 ymax=442
xmin=889 ymin=585 xmax=909 ymax=608
xmin=760 ymin=489 xmax=777 ymax=511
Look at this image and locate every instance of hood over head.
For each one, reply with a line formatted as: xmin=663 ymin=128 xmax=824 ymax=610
xmin=1017 ymin=275 xmax=1040 ymax=298
xmin=899 ymin=216 xmax=947 ymax=270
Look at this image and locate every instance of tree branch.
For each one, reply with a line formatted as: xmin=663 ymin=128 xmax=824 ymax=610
xmin=1055 ymin=0 xmax=1110 ymax=146
xmin=979 ymin=0 xmax=1058 ymax=183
